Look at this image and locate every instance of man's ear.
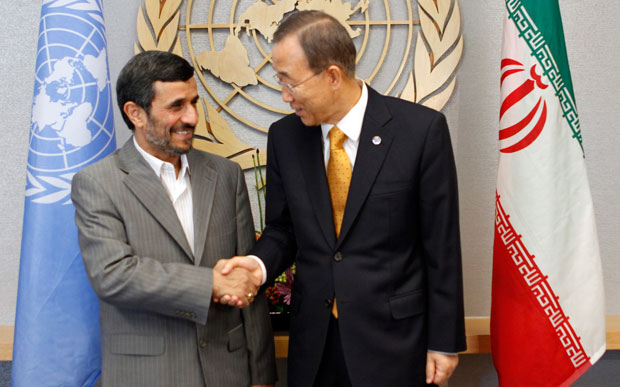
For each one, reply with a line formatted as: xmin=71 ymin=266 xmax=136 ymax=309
xmin=123 ymin=101 xmax=147 ymax=129
xmin=326 ymin=65 xmax=343 ymax=90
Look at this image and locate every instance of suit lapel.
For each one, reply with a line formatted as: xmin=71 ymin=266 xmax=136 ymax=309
xmin=118 ymin=139 xmax=195 ymax=262
xmin=338 ymin=87 xmax=393 ymax=246
xmin=297 ymin=125 xmax=337 ymax=249
xmin=188 ymin=150 xmax=217 ymax=267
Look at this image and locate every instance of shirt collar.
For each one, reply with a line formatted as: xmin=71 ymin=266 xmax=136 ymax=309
xmin=133 ymin=136 xmax=190 ymax=178
xmin=321 ymin=81 xmax=368 ymax=143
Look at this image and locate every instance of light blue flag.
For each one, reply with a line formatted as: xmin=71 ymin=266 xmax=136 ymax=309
xmin=12 ymin=0 xmax=115 ymax=385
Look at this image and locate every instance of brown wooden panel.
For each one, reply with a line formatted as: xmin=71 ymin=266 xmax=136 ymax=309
xmin=2 ymin=317 xmax=619 ymax=361
xmin=274 ymin=316 xmax=620 ymax=358
xmin=0 ymin=326 xmax=14 ymax=361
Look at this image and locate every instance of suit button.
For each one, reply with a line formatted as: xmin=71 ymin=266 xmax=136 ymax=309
xmin=199 ymin=339 xmax=207 ymax=348
xmin=334 ymin=252 xmax=343 ymax=262
xmin=324 ymin=299 xmax=333 ymax=308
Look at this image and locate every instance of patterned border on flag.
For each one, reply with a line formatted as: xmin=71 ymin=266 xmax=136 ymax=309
xmin=506 ymin=0 xmax=582 ymax=150
xmin=495 ymin=194 xmax=589 ymax=367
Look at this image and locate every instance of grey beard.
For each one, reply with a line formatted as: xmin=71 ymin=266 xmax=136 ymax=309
xmin=146 ymin=130 xmax=190 ymax=156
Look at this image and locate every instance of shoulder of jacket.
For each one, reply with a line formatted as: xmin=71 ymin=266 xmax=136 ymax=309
xmin=188 ymin=148 xmax=241 ymax=173
xmin=76 ymin=148 xmax=122 ymax=178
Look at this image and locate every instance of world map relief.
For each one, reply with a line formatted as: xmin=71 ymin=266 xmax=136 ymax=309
xmin=196 ymin=0 xmax=368 ymax=87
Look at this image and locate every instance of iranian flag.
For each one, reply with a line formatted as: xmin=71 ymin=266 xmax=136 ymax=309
xmin=491 ymin=1 xmax=606 ymax=386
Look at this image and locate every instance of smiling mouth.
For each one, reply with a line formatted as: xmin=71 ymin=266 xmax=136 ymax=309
xmin=171 ymin=127 xmax=195 ymax=137
xmin=174 ymin=130 xmax=193 ymax=135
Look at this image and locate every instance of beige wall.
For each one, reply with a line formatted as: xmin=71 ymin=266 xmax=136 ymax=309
xmin=1 ymin=0 xmax=618 ymax=325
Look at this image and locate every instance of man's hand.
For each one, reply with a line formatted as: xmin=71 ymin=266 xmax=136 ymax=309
xmin=214 ymin=256 xmax=264 ymax=305
xmin=219 ymin=256 xmax=263 ymax=282
xmin=212 ymin=264 xmax=259 ymax=308
xmin=426 ymin=352 xmax=458 ymax=385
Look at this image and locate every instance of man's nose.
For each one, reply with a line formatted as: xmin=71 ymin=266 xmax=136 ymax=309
xmin=281 ymin=88 xmax=294 ymax=103
xmin=183 ymin=104 xmax=199 ymax=126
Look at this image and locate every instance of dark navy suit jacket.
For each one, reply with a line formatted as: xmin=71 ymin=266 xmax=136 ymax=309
xmin=253 ymin=86 xmax=466 ymax=387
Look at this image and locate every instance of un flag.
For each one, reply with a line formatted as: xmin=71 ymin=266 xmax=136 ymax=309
xmin=13 ymin=1 xmax=115 ymax=385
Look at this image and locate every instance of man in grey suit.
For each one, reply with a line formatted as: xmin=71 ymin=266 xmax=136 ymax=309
xmin=71 ymin=51 xmax=276 ymax=386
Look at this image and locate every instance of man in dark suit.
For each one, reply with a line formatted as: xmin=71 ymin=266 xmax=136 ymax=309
xmin=220 ymin=10 xmax=466 ymax=387
xmin=71 ymin=51 xmax=276 ymax=386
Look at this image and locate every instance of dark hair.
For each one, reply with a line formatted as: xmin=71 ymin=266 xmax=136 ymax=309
xmin=116 ymin=51 xmax=195 ymax=130
xmin=273 ymin=10 xmax=356 ymax=78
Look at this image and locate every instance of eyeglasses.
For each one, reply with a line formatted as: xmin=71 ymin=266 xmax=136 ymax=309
xmin=273 ymin=71 xmax=323 ymax=95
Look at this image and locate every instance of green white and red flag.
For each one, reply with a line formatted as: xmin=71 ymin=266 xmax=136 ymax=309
xmin=491 ymin=1 xmax=606 ymax=386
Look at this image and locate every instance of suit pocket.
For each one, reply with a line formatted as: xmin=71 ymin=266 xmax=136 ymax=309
xmin=389 ymin=290 xmax=425 ymax=320
xmin=368 ymin=181 xmax=413 ymax=197
xmin=108 ymin=334 xmax=165 ymax=356
xmin=227 ymin=323 xmax=247 ymax=352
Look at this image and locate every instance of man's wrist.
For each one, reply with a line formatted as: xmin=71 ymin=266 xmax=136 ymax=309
xmin=247 ymin=255 xmax=267 ymax=285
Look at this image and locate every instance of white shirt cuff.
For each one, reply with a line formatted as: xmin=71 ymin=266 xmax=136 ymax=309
xmin=247 ymin=255 xmax=267 ymax=285
xmin=428 ymin=350 xmax=458 ymax=355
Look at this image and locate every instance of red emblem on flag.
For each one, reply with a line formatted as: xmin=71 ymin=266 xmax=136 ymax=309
xmin=499 ymin=58 xmax=548 ymax=153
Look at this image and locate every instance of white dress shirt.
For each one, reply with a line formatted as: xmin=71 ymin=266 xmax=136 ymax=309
xmin=320 ymin=81 xmax=369 ymax=169
xmin=133 ymin=137 xmax=195 ymax=255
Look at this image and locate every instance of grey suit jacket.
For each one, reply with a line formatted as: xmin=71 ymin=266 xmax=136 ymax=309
xmin=72 ymin=139 xmax=276 ymax=387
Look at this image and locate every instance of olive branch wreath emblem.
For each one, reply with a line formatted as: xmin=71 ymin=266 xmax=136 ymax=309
xmin=135 ymin=0 xmax=463 ymax=169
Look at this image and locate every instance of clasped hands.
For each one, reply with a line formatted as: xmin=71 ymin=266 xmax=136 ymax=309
xmin=212 ymin=256 xmax=263 ymax=307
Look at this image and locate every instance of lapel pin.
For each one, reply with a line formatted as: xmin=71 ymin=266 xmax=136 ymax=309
xmin=372 ymin=136 xmax=382 ymax=145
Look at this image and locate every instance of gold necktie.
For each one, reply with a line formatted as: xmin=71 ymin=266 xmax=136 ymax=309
xmin=327 ymin=126 xmax=352 ymax=236
xmin=327 ymin=126 xmax=352 ymax=319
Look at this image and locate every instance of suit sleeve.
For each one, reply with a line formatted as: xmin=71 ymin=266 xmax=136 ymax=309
xmin=72 ymin=170 xmax=213 ymax=325
xmin=418 ymin=113 xmax=466 ymax=353
xmin=251 ymin=125 xmax=297 ymax=284
xmin=232 ymin=165 xmax=278 ymax=384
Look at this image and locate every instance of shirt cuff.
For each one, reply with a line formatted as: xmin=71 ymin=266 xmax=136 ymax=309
xmin=247 ymin=255 xmax=267 ymax=285
xmin=427 ymin=350 xmax=458 ymax=355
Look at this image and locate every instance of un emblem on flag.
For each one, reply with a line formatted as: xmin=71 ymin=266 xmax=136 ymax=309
xmin=26 ymin=0 xmax=116 ymax=205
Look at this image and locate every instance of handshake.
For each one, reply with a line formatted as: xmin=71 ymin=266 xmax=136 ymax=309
xmin=212 ymin=256 xmax=264 ymax=308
